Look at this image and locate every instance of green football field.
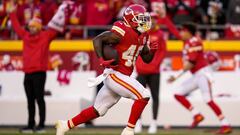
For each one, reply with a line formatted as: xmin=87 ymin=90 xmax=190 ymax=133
xmin=0 ymin=127 xmax=239 ymax=135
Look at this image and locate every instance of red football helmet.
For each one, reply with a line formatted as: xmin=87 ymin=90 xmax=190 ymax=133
xmin=123 ymin=4 xmax=151 ymax=33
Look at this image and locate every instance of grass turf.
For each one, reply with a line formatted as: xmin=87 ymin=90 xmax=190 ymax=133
xmin=0 ymin=127 xmax=239 ymax=135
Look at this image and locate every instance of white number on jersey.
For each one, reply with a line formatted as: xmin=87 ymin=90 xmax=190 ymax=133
xmin=122 ymin=45 xmax=143 ymax=67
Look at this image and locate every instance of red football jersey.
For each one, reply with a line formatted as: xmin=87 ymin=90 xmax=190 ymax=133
xmin=110 ymin=21 xmax=149 ymax=76
xmin=183 ymin=36 xmax=208 ymax=74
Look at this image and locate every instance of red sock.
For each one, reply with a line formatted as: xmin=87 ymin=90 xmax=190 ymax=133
xmin=207 ymin=100 xmax=222 ymax=117
xmin=174 ymin=94 xmax=192 ymax=110
xmin=127 ymin=98 xmax=149 ymax=128
xmin=67 ymin=106 xmax=99 ymax=128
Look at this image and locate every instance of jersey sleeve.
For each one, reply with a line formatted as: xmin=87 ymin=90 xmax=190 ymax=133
xmin=110 ymin=21 xmax=126 ymax=38
xmin=185 ymin=41 xmax=203 ymax=63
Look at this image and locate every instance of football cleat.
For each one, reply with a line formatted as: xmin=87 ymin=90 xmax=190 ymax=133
xmin=134 ymin=120 xmax=142 ymax=133
xmin=55 ymin=120 xmax=69 ymax=135
xmin=148 ymin=121 xmax=157 ymax=134
xmin=190 ymin=114 xmax=204 ymax=128
xmin=121 ymin=127 xmax=134 ymax=135
xmin=216 ymin=125 xmax=232 ymax=134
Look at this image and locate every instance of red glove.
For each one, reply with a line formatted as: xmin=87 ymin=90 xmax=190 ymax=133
xmin=148 ymin=41 xmax=158 ymax=53
xmin=99 ymin=57 xmax=118 ymax=68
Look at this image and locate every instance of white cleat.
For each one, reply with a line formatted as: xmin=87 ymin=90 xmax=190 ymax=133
xmin=121 ymin=127 xmax=134 ymax=135
xmin=55 ymin=120 xmax=69 ymax=135
xmin=134 ymin=120 xmax=142 ymax=133
xmin=148 ymin=120 xmax=157 ymax=134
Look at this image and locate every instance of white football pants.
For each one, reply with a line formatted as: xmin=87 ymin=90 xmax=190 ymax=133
xmin=93 ymin=69 xmax=151 ymax=116
xmin=175 ymin=67 xmax=213 ymax=102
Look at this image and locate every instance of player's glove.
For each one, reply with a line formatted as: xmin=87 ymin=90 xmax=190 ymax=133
xmin=99 ymin=57 xmax=118 ymax=68
xmin=148 ymin=41 xmax=158 ymax=53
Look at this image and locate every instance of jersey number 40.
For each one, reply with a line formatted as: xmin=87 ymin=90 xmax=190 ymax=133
xmin=122 ymin=45 xmax=143 ymax=67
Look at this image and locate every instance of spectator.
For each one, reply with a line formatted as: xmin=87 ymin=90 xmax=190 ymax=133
xmin=166 ymin=0 xmax=196 ymax=24
xmin=65 ymin=0 xmax=85 ymax=39
xmin=16 ymin=0 xmax=28 ymax=25
xmin=8 ymin=2 xmax=70 ymax=133
xmin=225 ymin=0 xmax=240 ymax=39
xmin=85 ymin=0 xmax=119 ymax=37
xmin=40 ymin=0 xmax=58 ymax=25
xmin=199 ymin=0 xmax=227 ymax=25
xmin=16 ymin=0 xmax=44 ymax=26
xmin=225 ymin=25 xmax=240 ymax=39
xmin=198 ymin=0 xmax=228 ymax=39
xmin=0 ymin=0 xmax=11 ymax=39
xmin=227 ymin=0 xmax=240 ymax=24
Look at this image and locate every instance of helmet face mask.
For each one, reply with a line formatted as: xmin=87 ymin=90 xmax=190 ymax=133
xmin=134 ymin=13 xmax=151 ymax=33
xmin=123 ymin=4 xmax=152 ymax=33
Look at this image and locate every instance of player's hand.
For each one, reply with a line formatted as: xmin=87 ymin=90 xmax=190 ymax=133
xmin=99 ymin=57 xmax=118 ymax=68
xmin=167 ymin=75 xmax=176 ymax=83
xmin=149 ymin=41 xmax=158 ymax=53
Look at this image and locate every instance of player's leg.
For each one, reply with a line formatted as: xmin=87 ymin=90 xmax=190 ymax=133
xmin=134 ymin=74 xmax=148 ymax=133
xmin=146 ymin=73 xmax=160 ymax=133
xmin=22 ymin=73 xmax=35 ymax=132
xmin=106 ymin=73 xmax=150 ymax=135
xmin=56 ymin=85 xmax=120 ymax=135
xmin=174 ymin=77 xmax=204 ymax=128
xmin=197 ymin=75 xmax=232 ymax=134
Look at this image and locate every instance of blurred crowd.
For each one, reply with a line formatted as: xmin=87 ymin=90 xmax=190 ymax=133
xmin=1 ymin=0 xmax=240 ymax=39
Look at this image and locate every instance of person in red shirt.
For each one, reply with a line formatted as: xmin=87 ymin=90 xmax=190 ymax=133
xmin=65 ymin=0 xmax=85 ymax=39
xmin=8 ymin=2 xmax=70 ymax=133
xmin=167 ymin=22 xmax=232 ymax=134
xmin=0 ymin=0 xmax=11 ymax=39
xmin=56 ymin=4 xmax=157 ymax=135
xmin=134 ymin=13 xmax=166 ymax=134
xmin=85 ymin=0 xmax=115 ymax=37
xmin=40 ymin=0 xmax=58 ymax=25
xmin=16 ymin=0 xmax=44 ymax=26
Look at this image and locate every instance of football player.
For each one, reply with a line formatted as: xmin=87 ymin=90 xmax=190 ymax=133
xmin=56 ymin=4 xmax=157 ymax=135
xmin=167 ymin=23 xmax=232 ymax=134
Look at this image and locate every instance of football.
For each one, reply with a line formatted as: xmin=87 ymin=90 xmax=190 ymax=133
xmin=103 ymin=45 xmax=119 ymax=65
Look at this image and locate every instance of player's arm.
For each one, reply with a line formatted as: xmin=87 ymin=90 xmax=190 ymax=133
xmin=93 ymin=31 xmax=121 ymax=58
xmin=140 ymin=35 xmax=158 ymax=63
xmin=167 ymin=60 xmax=194 ymax=83
xmin=140 ymin=45 xmax=154 ymax=63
